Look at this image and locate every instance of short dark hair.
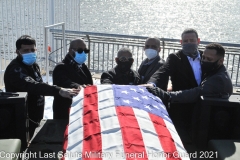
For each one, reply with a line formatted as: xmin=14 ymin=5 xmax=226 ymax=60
xmin=16 ymin=35 xmax=36 ymax=50
xmin=181 ymin=28 xmax=198 ymax=39
xmin=117 ymin=47 xmax=132 ymax=57
xmin=205 ymin=43 xmax=225 ymax=57
xmin=146 ymin=37 xmax=161 ymax=47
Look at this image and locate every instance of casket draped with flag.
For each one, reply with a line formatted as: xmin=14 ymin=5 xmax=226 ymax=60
xmin=62 ymin=85 xmax=190 ymax=160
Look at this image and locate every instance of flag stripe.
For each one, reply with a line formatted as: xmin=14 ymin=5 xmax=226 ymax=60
xmin=149 ymin=114 xmax=181 ymax=160
xmin=133 ymin=108 xmax=165 ymax=160
xmin=116 ymin=106 xmax=148 ymax=160
xmin=97 ymin=85 xmax=125 ymax=160
xmin=62 ymin=124 xmax=68 ymax=160
xmin=65 ymin=89 xmax=84 ymax=160
xmin=82 ymin=85 xmax=102 ymax=160
xmin=164 ymin=120 xmax=189 ymax=160
xmin=65 ymin=85 xmax=190 ymax=160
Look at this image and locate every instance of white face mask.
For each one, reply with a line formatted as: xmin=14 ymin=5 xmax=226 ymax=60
xmin=145 ymin=49 xmax=158 ymax=60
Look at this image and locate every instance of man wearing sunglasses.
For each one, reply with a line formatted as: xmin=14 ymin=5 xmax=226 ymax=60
xmin=101 ymin=47 xmax=141 ymax=85
xmin=52 ymin=38 xmax=93 ymax=119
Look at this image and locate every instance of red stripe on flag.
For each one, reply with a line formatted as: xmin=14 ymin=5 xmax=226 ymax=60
xmin=83 ymin=86 xmax=102 ymax=160
xmin=149 ymin=114 xmax=181 ymax=160
xmin=62 ymin=124 xmax=69 ymax=160
xmin=116 ymin=106 xmax=148 ymax=160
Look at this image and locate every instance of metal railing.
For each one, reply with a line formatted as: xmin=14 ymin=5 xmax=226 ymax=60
xmin=0 ymin=0 xmax=81 ymax=88
xmin=44 ymin=23 xmax=66 ymax=83
xmin=47 ymin=29 xmax=240 ymax=86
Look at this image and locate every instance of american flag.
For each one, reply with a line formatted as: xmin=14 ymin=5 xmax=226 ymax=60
xmin=62 ymin=85 xmax=189 ymax=160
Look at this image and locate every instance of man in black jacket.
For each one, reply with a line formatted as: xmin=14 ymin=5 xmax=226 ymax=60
xmin=138 ymin=37 xmax=165 ymax=84
xmin=101 ymin=47 xmax=141 ymax=85
xmin=147 ymin=43 xmax=233 ymax=103
xmin=147 ymin=28 xmax=202 ymax=91
xmin=147 ymin=43 xmax=233 ymax=145
xmin=4 ymin=35 xmax=79 ymax=137
xmin=141 ymin=28 xmax=202 ymax=144
xmin=52 ymin=38 xmax=93 ymax=119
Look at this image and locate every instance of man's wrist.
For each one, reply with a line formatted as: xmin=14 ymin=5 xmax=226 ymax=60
xmin=147 ymin=82 xmax=156 ymax=87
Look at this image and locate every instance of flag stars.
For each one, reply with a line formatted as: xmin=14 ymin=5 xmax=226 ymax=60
xmin=144 ymin=105 xmax=152 ymax=111
xmin=123 ymin=99 xmax=131 ymax=104
xmin=139 ymin=88 xmax=145 ymax=92
xmin=130 ymin=88 xmax=137 ymax=92
xmin=152 ymin=105 xmax=160 ymax=110
xmin=133 ymin=97 xmax=141 ymax=101
xmin=121 ymin=90 xmax=129 ymax=94
xmin=142 ymin=96 xmax=149 ymax=100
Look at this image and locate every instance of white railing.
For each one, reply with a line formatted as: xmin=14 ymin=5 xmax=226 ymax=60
xmin=0 ymin=0 xmax=240 ymax=87
xmin=44 ymin=22 xmax=66 ymax=84
xmin=0 ymin=0 xmax=81 ymax=87
xmin=48 ymin=29 xmax=240 ymax=86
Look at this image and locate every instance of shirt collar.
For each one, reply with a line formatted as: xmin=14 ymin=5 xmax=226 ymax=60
xmin=187 ymin=51 xmax=201 ymax=61
xmin=144 ymin=55 xmax=159 ymax=65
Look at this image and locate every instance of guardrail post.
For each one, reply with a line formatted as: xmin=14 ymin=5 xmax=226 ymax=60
xmin=44 ymin=22 xmax=65 ymax=84
xmin=162 ymin=39 xmax=165 ymax=59
xmin=86 ymin=35 xmax=91 ymax=68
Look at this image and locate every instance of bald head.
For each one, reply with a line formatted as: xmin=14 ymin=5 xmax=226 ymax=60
xmin=69 ymin=38 xmax=86 ymax=52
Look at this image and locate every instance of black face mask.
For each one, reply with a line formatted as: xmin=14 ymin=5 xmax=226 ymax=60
xmin=182 ymin=43 xmax=198 ymax=58
xmin=201 ymin=59 xmax=220 ymax=74
xmin=116 ymin=60 xmax=133 ymax=73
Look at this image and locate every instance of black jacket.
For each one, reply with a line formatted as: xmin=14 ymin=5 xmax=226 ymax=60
xmin=52 ymin=54 xmax=93 ymax=119
xmin=169 ymin=65 xmax=233 ymax=103
xmin=101 ymin=66 xmax=141 ymax=85
xmin=148 ymin=50 xmax=203 ymax=129
xmin=4 ymin=56 xmax=60 ymax=136
xmin=138 ymin=55 xmax=165 ymax=84
xmin=148 ymin=50 xmax=203 ymax=91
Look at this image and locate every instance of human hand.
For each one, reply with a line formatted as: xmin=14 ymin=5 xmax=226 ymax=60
xmin=59 ymin=88 xmax=80 ymax=99
xmin=146 ymin=87 xmax=171 ymax=105
xmin=79 ymin=84 xmax=92 ymax=89
xmin=139 ymin=83 xmax=154 ymax=87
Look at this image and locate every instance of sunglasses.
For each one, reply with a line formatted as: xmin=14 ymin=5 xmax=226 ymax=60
xmin=73 ymin=48 xmax=90 ymax=54
xmin=118 ymin=57 xmax=134 ymax=62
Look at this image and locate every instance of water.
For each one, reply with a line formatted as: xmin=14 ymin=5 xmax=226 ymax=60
xmin=1 ymin=0 xmax=240 ymax=87
xmin=79 ymin=0 xmax=240 ymax=43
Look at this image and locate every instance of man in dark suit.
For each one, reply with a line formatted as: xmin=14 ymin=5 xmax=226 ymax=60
xmin=147 ymin=43 xmax=233 ymax=103
xmin=147 ymin=43 xmax=233 ymax=146
xmin=138 ymin=37 xmax=165 ymax=84
xmin=147 ymin=28 xmax=202 ymax=91
xmin=141 ymin=28 xmax=202 ymax=144
xmin=52 ymin=38 xmax=93 ymax=119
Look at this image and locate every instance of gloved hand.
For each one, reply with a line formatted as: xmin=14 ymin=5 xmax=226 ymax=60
xmin=146 ymin=87 xmax=171 ymax=105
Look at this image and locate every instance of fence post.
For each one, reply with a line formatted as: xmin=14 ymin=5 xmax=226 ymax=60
xmin=162 ymin=39 xmax=165 ymax=59
xmin=86 ymin=35 xmax=91 ymax=68
xmin=44 ymin=23 xmax=65 ymax=84
xmin=49 ymin=0 xmax=55 ymax=57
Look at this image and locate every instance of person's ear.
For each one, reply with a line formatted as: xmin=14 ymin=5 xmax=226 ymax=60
xmin=115 ymin=57 xmax=118 ymax=63
xmin=70 ymin=49 xmax=76 ymax=57
xmin=16 ymin=50 xmax=21 ymax=56
xmin=219 ymin=57 xmax=224 ymax=65
xmin=180 ymin=39 xmax=183 ymax=45
xmin=197 ymin=38 xmax=200 ymax=45
xmin=158 ymin=47 xmax=161 ymax=53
